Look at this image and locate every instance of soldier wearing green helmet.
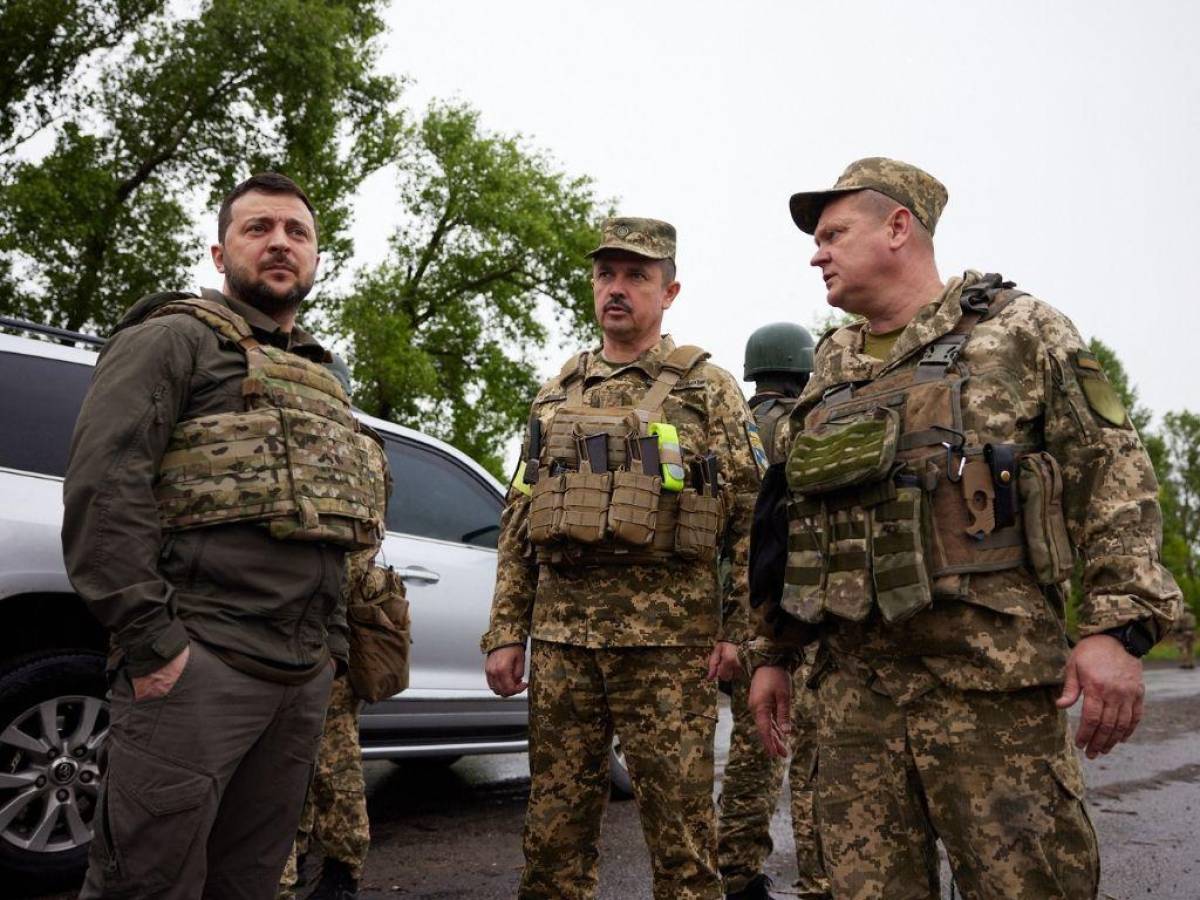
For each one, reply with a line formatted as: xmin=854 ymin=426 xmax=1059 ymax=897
xmin=716 ymin=324 xmax=828 ymax=900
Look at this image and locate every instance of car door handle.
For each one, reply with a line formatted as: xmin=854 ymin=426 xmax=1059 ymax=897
xmin=395 ymin=566 xmax=441 ymax=585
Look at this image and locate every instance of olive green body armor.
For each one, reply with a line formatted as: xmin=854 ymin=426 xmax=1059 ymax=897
xmin=147 ymin=298 xmax=388 ymax=551
xmin=526 ymin=345 xmax=726 ymax=566
xmin=782 ymin=276 xmax=1074 ymax=625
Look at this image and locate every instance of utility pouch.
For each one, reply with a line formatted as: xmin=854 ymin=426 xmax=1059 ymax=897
xmin=528 ymin=473 xmax=566 ymax=545
xmin=822 ymin=498 xmax=873 ymax=621
xmin=347 ymin=565 xmax=410 ymax=703
xmin=781 ymin=497 xmax=827 ymax=623
xmin=609 ymin=470 xmax=662 ymax=546
xmin=786 ymin=406 xmax=900 ymax=495
xmin=1018 ymin=451 xmax=1075 ymax=584
xmin=674 ymin=488 xmax=724 ymax=561
xmin=871 ymin=485 xmax=934 ymax=624
xmin=561 ymin=472 xmax=613 ymax=544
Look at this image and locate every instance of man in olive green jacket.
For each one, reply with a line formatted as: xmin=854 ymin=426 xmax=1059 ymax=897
xmin=63 ymin=173 xmax=357 ymax=900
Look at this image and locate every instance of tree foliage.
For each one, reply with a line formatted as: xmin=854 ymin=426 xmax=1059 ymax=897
xmin=336 ymin=102 xmax=605 ymax=479
xmin=0 ymin=0 xmax=403 ymax=332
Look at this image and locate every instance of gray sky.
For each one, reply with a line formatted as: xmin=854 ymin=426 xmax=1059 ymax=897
xmin=342 ymin=0 xmax=1198 ymax=424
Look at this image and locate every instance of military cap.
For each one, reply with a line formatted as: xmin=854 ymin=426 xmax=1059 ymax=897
xmin=788 ymin=157 xmax=948 ymax=236
xmin=588 ymin=217 xmax=676 ymax=260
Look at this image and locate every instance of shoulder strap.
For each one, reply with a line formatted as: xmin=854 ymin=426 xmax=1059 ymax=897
xmin=146 ymin=297 xmax=263 ymax=356
xmin=914 ymin=274 xmax=1023 ymax=383
xmin=556 ymin=351 xmax=589 ymax=405
xmin=638 ymin=344 xmax=710 ymax=414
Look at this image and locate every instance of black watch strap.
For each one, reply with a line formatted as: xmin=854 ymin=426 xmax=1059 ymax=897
xmin=1102 ymin=621 xmax=1156 ymax=658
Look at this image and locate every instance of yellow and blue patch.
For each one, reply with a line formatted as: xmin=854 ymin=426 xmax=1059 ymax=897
xmin=745 ymin=422 xmax=769 ymax=477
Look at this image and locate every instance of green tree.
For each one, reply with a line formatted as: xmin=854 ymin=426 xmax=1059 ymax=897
xmin=1161 ymin=411 xmax=1200 ymax=609
xmin=0 ymin=0 xmax=403 ymax=332
xmin=336 ymin=102 xmax=606 ymax=479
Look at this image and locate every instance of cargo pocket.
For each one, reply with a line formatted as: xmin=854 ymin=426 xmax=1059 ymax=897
xmin=347 ymin=565 xmax=411 ymax=703
xmin=674 ymin=488 xmax=725 ymax=561
xmin=823 ymin=502 xmax=872 ymax=622
xmin=561 ymin=471 xmax=613 ymax=544
xmin=608 ymin=470 xmax=662 ymax=546
xmin=1018 ymin=452 xmax=1075 ymax=584
xmin=1046 ymin=751 xmax=1101 ymax=897
xmin=103 ymin=738 xmax=213 ymax=891
xmin=781 ymin=497 xmax=827 ymax=623
xmin=871 ymin=486 xmax=934 ymax=624
xmin=528 ymin=473 xmax=566 ymax=545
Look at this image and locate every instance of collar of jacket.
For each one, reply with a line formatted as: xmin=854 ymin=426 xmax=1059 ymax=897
xmin=584 ymin=333 xmax=678 ymax=384
xmin=199 ymin=287 xmax=329 ymax=361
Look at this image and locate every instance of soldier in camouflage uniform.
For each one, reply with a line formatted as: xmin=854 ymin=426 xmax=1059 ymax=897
xmin=482 ymin=217 xmax=762 ymax=900
xmin=747 ymin=158 xmax=1182 ymax=900
xmin=63 ymin=173 xmax=387 ymax=899
xmin=1174 ymin=605 xmax=1196 ymax=669
xmin=279 ymin=549 xmax=376 ymax=900
xmin=718 ymin=323 xmax=828 ymax=900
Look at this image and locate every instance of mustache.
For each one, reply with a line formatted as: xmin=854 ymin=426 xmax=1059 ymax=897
xmin=604 ymin=298 xmax=632 ymax=313
xmin=261 ymin=252 xmax=296 ymax=273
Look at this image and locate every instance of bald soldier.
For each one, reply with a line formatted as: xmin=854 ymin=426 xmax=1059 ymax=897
xmin=747 ymin=158 xmax=1182 ymax=899
xmin=482 ymin=218 xmax=762 ymax=900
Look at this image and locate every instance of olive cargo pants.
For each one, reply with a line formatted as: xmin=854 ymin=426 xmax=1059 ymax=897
xmin=81 ymin=641 xmax=334 ymax=900
xmin=816 ymin=666 xmax=1099 ymax=900
xmin=519 ymin=640 xmax=723 ymax=900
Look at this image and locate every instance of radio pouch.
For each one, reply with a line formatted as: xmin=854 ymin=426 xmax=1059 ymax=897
xmin=1018 ymin=451 xmax=1075 ymax=584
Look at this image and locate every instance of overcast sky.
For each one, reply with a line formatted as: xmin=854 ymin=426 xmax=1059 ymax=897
xmin=339 ymin=0 xmax=1197 ymax=425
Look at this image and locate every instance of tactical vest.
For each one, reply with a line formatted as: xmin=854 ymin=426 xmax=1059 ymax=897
xmin=751 ymin=396 xmax=796 ymax=467
xmin=525 ymin=345 xmax=726 ymax=566
xmin=147 ymin=298 xmax=388 ymax=551
xmin=781 ymin=275 xmax=1074 ymax=625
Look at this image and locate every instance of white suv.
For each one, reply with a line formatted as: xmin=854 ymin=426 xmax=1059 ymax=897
xmin=0 ymin=317 xmax=530 ymax=891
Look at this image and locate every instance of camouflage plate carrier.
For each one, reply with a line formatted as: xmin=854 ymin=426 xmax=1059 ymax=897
xmin=146 ymin=297 xmax=388 ymax=551
xmin=525 ymin=345 xmax=726 ymax=566
xmin=783 ymin=275 xmax=1074 ymax=624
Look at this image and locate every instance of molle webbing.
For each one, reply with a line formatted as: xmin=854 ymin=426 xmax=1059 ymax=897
xmin=148 ymin=298 xmax=385 ymax=550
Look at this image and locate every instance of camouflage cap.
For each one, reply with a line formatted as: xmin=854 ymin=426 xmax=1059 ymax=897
xmin=788 ymin=157 xmax=949 ymax=236
xmin=588 ymin=217 xmax=676 ymax=260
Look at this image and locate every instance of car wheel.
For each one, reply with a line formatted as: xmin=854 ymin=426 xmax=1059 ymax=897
xmin=609 ymin=735 xmax=634 ymax=800
xmin=0 ymin=652 xmax=108 ymax=892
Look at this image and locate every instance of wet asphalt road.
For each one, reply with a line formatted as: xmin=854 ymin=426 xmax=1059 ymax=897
xmin=352 ymin=663 xmax=1200 ymax=900
xmin=35 ymin=664 xmax=1199 ymax=899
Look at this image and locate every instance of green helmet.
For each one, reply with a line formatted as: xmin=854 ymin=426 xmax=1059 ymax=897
xmin=324 ymin=352 xmax=353 ymax=396
xmin=743 ymin=322 xmax=815 ymax=380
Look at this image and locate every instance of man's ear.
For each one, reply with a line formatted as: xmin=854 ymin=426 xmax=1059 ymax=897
xmin=211 ymin=243 xmax=225 ymax=273
xmin=887 ymin=207 xmax=913 ymax=248
xmin=661 ymin=280 xmax=681 ymax=311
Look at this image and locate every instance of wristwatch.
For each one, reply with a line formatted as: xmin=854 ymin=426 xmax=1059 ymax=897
xmin=1102 ymin=620 xmax=1156 ymax=658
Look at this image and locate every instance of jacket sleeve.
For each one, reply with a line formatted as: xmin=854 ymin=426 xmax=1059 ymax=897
xmin=1038 ymin=307 xmax=1182 ymax=640
xmin=480 ymin=425 xmax=538 ymax=653
xmin=61 ymin=321 xmax=197 ymax=676
xmin=708 ymin=368 xmax=761 ymax=644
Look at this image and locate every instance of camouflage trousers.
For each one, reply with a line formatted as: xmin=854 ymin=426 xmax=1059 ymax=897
xmin=1176 ymin=632 xmax=1195 ymax=668
xmin=717 ymin=664 xmax=828 ymax=896
xmin=816 ymin=665 xmax=1099 ymax=900
xmin=278 ymin=674 xmax=369 ymax=899
xmin=520 ymin=639 xmax=722 ymax=900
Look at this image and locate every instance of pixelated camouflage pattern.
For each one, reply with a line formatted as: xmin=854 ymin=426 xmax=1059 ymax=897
xmin=519 ymin=641 xmax=720 ymax=900
xmin=482 ymin=336 xmax=761 ymax=652
xmin=278 ymin=673 xmax=369 ymax=898
xmin=815 ymin=663 xmax=1098 ymax=900
xmin=588 ymin=216 xmax=677 ymax=260
xmin=718 ymin=662 xmax=828 ymax=896
xmin=147 ymin=298 xmax=387 ymax=551
xmin=789 ymin=157 xmax=949 ymax=236
xmin=756 ymin=272 xmax=1181 ymax=698
xmin=1175 ymin=608 xmax=1196 ymax=668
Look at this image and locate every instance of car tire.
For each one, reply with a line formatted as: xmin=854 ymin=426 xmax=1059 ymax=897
xmin=609 ymin=736 xmax=634 ymax=800
xmin=0 ymin=651 xmax=108 ymax=893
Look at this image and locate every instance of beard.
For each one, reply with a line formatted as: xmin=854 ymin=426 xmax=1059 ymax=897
xmin=224 ymin=253 xmax=315 ymax=317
